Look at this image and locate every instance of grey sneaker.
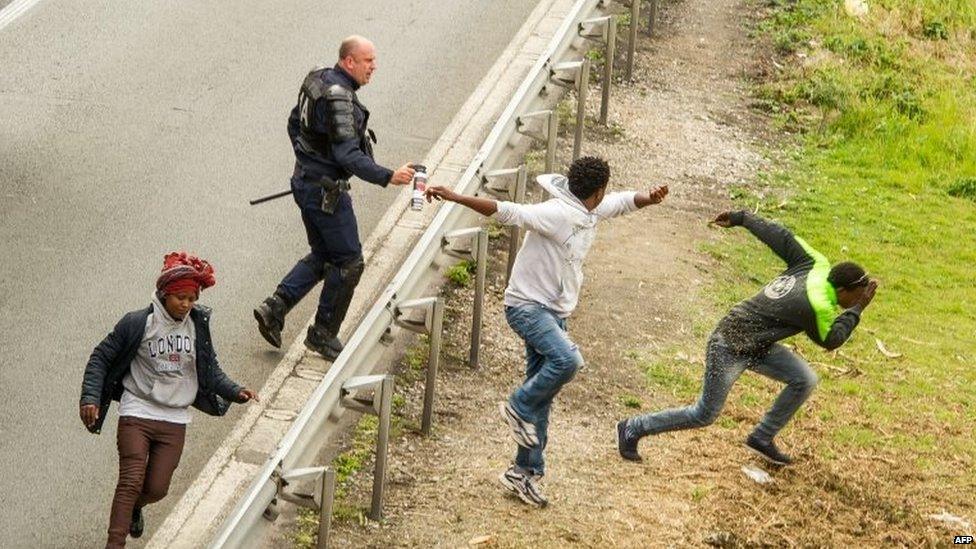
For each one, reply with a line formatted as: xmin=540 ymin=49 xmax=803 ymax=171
xmin=499 ymin=402 xmax=539 ymax=449
xmin=498 ymin=466 xmax=547 ymax=508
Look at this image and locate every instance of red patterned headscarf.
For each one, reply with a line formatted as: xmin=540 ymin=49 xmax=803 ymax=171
xmin=155 ymin=252 xmax=216 ymax=297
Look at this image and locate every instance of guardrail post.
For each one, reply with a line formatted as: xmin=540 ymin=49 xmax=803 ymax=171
xmin=574 ymin=59 xmax=590 ymax=160
xmin=516 ymin=111 xmax=558 ymax=172
xmin=480 ymin=165 xmax=527 ymax=282
xmin=262 ymin=465 xmax=336 ymax=548
xmin=550 ymin=60 xmax=590 ymax=160
xmin=626 ymin=0 xmax=640 ymax=81
xmin=602 ymin=19 xmax=617 ymax=125
xmin=339 ymin=374 xmax=395 ymax=520
xmin=647 ymin=0 xmax=658 ymax=37
xmin=393 ymin=297 xmax=444 ymax=436
xmin=442 ymin=228 xmax=489 ymax=369
xmin=579 ymin=16 xmax=618 ymax=126
xmin=317 ymin=468 xmax=336 ymax=549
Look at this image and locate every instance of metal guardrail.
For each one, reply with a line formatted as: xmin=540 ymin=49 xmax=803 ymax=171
xmin=207 ymin=0 xmax=642 ymax=546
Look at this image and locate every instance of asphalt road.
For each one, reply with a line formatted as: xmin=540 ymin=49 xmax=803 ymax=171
xmin=0 ymin=1 xmax=538 ymax=546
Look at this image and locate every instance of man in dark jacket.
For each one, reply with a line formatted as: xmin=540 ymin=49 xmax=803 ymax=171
xmin=253 ymin=35 xmax=415 ymax=360
xmin=617 ymin=211 xmax=878 ymax=465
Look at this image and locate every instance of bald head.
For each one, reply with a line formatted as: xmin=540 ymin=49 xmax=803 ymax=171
xmin=337 ymin=35 xmax=377 ymax=86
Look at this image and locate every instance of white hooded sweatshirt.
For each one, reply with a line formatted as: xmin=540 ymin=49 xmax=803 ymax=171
xmin=118 ymin=292 xmax=199 ymax=424
xmin=493 ymin=174 xmax=638 ymax=318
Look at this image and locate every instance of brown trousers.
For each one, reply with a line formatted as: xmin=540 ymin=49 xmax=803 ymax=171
xmin=106 ymin=416 xmax=186 ymax=548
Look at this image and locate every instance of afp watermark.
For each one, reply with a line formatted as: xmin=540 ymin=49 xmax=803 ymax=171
xmin=955 ymin=535 xmax=974 ymax=544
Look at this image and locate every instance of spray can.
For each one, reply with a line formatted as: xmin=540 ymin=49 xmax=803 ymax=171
xmin=410 ymin=164 xmax=428 ymax=211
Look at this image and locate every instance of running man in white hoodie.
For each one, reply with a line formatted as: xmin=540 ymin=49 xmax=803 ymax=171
xmin=426 ymin=156 xmax=668 ymax=507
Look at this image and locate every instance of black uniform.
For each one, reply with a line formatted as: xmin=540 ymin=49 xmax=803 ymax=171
xmin=260 ymin=65 xmax=395 ymax=354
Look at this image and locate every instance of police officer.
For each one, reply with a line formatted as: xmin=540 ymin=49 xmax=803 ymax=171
xmin=254 ymin=35 xmax=415 ymax=360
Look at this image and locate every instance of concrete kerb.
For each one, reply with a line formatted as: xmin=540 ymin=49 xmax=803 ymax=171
xmin=147 ymin=0 xmax=577 ymax=546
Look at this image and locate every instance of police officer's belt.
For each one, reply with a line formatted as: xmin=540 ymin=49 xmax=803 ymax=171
xmin=315 ymin=176 xmax=351 ymax=192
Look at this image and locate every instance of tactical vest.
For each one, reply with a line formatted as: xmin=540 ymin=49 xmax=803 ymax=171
xmin=295 ymin=68 xmax=372 ymax=162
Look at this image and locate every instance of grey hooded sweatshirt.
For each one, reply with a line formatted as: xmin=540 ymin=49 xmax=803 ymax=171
xmin=118 ymin=293 xmax=199 ymax=424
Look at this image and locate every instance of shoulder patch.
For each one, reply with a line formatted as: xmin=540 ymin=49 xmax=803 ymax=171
xmin=764 ymin=275 xmax=797 ymax=300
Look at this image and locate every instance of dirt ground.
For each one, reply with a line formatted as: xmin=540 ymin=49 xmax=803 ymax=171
xmin=312 ymin=0 xmax=969 ymax=547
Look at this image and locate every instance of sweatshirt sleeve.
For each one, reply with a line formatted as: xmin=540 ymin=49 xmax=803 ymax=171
xmin=732 ymin=211 xmax=811 ymax=268
xmin=809 ymin=305 xmax=862 ymax=350
xmin=493 ymin=200 xmax=559 ymax=237
xmin=593 ymin=191 xmax=639 ymax=219
xmin=331 ymin=138 xmax=394 ymax=186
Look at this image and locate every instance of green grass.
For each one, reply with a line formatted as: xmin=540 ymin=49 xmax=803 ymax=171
xmin=713 ymin=0 xmax=976 ymax=484
xmin=292 ymin=415 xmax=377 ymax=548
xmin=619 ymin=394 xmax=643 ymax=409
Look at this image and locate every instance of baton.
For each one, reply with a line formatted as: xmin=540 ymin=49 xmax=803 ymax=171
xmin=249 ymin=189 xmax=293 ymax=206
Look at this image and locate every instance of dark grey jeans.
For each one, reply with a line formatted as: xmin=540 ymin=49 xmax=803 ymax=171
xmin=626 ymin=331 xmax=818 ymax=442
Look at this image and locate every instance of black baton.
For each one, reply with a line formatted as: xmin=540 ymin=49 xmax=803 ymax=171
xmin=249 ymin=189 xmax=293 ymax=206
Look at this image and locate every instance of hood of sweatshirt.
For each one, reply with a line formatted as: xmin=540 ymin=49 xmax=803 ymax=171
xmin=151 ymin=292 xmax=190 ymax=329
xmin=536 ymin=173 xmax=593 ymax=214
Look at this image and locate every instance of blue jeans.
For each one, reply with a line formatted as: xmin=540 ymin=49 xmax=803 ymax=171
xmin=627 ymin=331 xmax=818 ymax=442
xmin=505 ymin=304 xmax=585 ymax=476
xmin=276 ymin=174 xmax=363 ymax=328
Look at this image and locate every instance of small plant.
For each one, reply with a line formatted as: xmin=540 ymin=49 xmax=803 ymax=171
xmin=947 ymin=177 xmax=976 ymax=201
xmin=486 ymin=220 xmax=506 ymax=241
xmin=446 ymin=260 xmax=476 ymax=287
xmin=922 ymin=19 xmax=948 ymax=41
xmin=691 ymin=485 xmax=710 ymax=502
xmin=585 ymin=47 xmax=605 ymax=64
xmin=620 ymin=394 xmax=642 ymax=409
xmin=556 ymin=98 xmax=577 ymax=132
xmin=391 ymin=393 xmax=407 ymax=411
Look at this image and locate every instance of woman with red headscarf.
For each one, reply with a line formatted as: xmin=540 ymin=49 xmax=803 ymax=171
xmin=80 ymin=253 xmax=259 ymax=548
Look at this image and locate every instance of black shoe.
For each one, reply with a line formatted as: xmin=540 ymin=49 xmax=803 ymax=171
xmin=617 ymin=420 xmax=643 ymax=462
xmin=745 ymin=434 xmax=792 ymax=466
xmin=254 ymin=295 xmax=288 ymax=348
xmin=304 ymin=324 xmax=343 ymax=361
xmin=129 ymin=506 xmax=144 ymax=539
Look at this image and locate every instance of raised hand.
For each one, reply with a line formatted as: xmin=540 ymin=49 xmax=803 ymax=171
xmin=709 ymin=211 xmax=734 ymax=228
xmin=647 ymin=185 xmax=668 ymax=204
xmin=857 ymin=279 xmax=879 ymax=309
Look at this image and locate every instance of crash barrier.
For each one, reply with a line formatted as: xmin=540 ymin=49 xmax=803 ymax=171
xmin=208 ymin=1 xmax=660 ymax=546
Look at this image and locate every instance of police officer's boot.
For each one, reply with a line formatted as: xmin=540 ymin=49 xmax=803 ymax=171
xmin=254 ymin=293 xmax=290 ymax=348
xmin=304 ymin=324 xmax=344 ymax=361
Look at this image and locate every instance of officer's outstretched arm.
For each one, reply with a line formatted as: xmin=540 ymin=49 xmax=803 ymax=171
xmin=323 ymin=86 xmax=394 ymax=186
xmin=332 ymin=139 xmax=394 ymax=185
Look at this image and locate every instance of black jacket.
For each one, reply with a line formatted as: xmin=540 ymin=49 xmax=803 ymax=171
xmin=287 ymin=65 xmax=393 ymax=185
xmin=717 ymin=212 xmax=862 ymax=355
xmin=79 ymin=304 xmax=244 ymax=434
